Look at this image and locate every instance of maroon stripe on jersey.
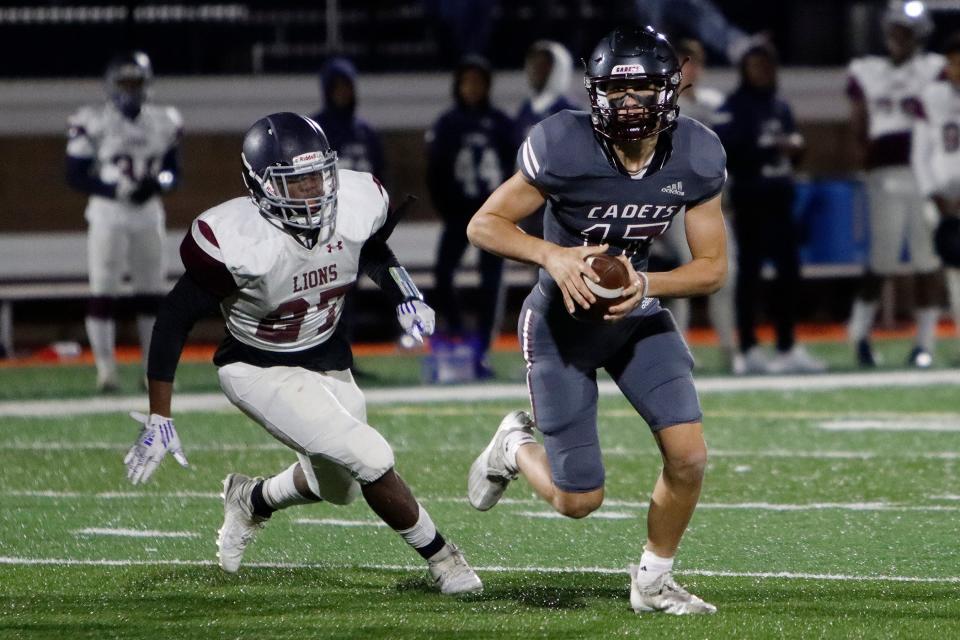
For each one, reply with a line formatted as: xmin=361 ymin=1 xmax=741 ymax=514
xmin=180 ymin=229 xmax=236 ymax=299
xmin=845 ymin=76 xmax=864 ymax=101
xmin=197 ymin=219 xmax=220 ymax=247
xmin=867 ymin=133 xmax=912 ymax=169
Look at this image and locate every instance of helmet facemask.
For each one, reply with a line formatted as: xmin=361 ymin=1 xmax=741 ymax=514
xmin=586 ymin=73 xmax=681 ymax=141
xmin=244 ymin=150 xmax=339 ymax=245
xmin=106 ymin=55 xmax=152 ymax=118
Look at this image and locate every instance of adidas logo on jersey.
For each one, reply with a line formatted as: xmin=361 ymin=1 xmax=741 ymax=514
xmin=661 ymin=181 xmax=685 ymax=196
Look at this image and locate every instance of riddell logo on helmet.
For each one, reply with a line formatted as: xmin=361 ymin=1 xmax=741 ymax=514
xmin=292 ymin=151 xmax=322 ymax=166
xmin=612 ymin=64 xmax=646 ymax=74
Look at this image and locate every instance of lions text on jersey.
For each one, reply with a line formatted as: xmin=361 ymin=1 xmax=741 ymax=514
xmin=847 ymin=53 xmax=945 ymax=168
xmin=181 ymin=170 xmax=388 ymax=353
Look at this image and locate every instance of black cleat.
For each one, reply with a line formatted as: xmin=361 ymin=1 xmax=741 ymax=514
xmin=856 ymin=339 xmax=877 ymax=368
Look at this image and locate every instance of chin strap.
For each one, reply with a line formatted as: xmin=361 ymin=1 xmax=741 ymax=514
xmin=389 ymin=266 xmax=423 ymax=301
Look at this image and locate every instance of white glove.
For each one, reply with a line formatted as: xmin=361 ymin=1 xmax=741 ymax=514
xmin=124 ymin=412 xmax=189 ymax=485
xmin=396 ymin=299 xmax=435 ymax=345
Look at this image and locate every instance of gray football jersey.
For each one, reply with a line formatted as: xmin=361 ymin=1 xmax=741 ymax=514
xmin=517 ymin=111 xmax=726 ymax=314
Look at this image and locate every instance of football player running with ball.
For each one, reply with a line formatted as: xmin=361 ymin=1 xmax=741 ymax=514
xmin=466 ymin=26 xmax=726 ymax=614
xmin=122 ymin=113 xmax=481 ymax=595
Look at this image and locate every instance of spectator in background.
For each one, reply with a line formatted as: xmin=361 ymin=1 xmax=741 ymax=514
xmin=633 ymin=0 xmax=750 ymax=63
xmin=845 ymin=1 xmax=945 ymax=368
xmin=515 ymin=40 xmax=577 ymax=240
xmin=651 ymin=38 xmax=743 ymax=373
xmin=911 ymin=33 xmax=960 ymax=359
xmin=426 ymin=56 xmax=516 ymax=378
xmin=516 ymin=40 xmax=577 ymax=140
xmin=313 ymin=56 xmax=385 ymax=181
xmin=66 ymin=51 xmax=182 ymax=392
xmin=714 ymin=39 xmax=826 ymax=374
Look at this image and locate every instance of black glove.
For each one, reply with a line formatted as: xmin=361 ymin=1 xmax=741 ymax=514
xmin=129 ymin=177 xmax=161 ymax=205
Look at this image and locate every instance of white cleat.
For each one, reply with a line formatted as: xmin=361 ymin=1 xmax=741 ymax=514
xmin=467 ymin=410 xmax=536 ymax=511
xmin=767 ymin=345 xmax=828 ymax=374
xmin=216 ymin=473 xmax=268 ymax=573
xmin=629 ymin=565 xmax=717 ymax=615
xmin=428 ymin=543 xmax=483 ymax=595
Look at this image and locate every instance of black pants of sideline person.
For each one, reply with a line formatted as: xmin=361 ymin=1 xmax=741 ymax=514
xmin=430 ymin=217 xmax=504 ymax=355
xmin=732 ymin=186 xmax=801 ymax=354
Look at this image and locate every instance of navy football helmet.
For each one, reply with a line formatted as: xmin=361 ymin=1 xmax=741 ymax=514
xmin=105 ymin=51 xmax=153 ymax=118
xmin=584 ymin=26 xmax=682 ymax=141
xmin=241 ymin=112 xmax=339 ymax=245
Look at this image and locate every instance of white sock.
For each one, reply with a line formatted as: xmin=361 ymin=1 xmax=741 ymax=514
xmin=397 ymin=504 xmax=445 ymax=559
xmin=136 ymin=314 xmax=155 ymax=369
xmin=262 ymin=463 xmax=318 ymax=510
xmin=85 ymin=316 xmax=116 ymax=380
xmin=847 ymin=299 xmax=877 ymax=343
xmin=915 ymin=307 xmax=939 ymax=353
xmin=634 ymin=548 xmax=675 ymax=586
xmin=503 ymin=428 xmax=536 ymax=472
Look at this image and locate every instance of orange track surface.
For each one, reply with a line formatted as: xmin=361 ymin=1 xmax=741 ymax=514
xmin=2 ymin=322 xmax=957 ymax=369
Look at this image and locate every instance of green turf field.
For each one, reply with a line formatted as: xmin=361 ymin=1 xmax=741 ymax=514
xmin=1 ymin=343 xmax=960 ymax=638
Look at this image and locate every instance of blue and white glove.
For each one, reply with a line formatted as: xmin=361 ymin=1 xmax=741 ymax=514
xmin=124 ymin=412 xmax=189 ymax=485
xmin=396 ymin=299 xmax=436 ymax=345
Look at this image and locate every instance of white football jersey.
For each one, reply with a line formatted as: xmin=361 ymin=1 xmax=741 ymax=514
xmin=848 ymin=53 xmax=945 ymax=140
xmin=912 ymin=82 xmax=960 ymax=199
xmin=186 ymin=170 xmax=388 ymax=352
xmin=67 ymin=102 xmax=182 ymax=213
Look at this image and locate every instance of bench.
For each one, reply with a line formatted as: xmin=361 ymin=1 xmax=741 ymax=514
xmin=0 ymin=223 xmax=540 ymax=356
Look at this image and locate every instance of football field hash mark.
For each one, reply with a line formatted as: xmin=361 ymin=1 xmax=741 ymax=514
xmin=819 ymin=419 xmax=960 ymax=432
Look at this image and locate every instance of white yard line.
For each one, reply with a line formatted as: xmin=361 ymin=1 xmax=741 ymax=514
xmin=8 ymin=490 xmax=960 ymax=512
xmin=1 ymin=369 xmax=959 ymax=418
xmin=293 ymin=518 xmax=387 ymax=527
xmin=73 ymin=528 xmax=199 ymax=538
xmin=0 ymin=555 xmax=956 ymax=584
xmin=819 ymin=419 xmax=960 ymax=432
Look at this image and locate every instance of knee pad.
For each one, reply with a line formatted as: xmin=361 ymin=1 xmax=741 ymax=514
xmin=341 ymin=423 xmax=396 ymax=485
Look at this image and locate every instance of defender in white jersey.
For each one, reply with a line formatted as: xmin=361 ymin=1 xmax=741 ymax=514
xmin=844 ymin=2 xmax=945 ymax=368
xmin=121 ymin=113 xmax=481 ymax=595
xmin=66 ymin=51 xmax=182 ymax=392
xmin=912 ymin=34 xmax=960 ymax=354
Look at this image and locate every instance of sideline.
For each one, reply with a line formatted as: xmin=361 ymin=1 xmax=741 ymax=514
xmin=0 ymin=369 xmax=958 ymax=418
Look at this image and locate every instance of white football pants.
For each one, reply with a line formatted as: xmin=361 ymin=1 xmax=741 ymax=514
xmin=217 ymin=363 xmax=395 ymax=505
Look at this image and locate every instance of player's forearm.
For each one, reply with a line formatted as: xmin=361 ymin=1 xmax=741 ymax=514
xmin=148 ymin=380 xmax=174 ymax=417
xmin=647 ymin=255 xmax=727 ymax=298
xmin=467 ymin=211 xmax=556 ymax=267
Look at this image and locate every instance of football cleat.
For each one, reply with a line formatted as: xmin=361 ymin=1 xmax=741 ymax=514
xmin=428 ymin=543 xmax=483 ymax=595
xmin=907 ymin=346 xmax=933 ymax=369
xmin=856 ymin=339 xmax=878 ymax=368
xmin=217 ymin=473 xmax=268 ymax=573
xmin=742 ymin=345 xmax=771 ymax=375
xmin=629 ymin=565 xmax=717 ymax=615
xmin=467 ymin=410 xmax=536 ymax=511
xmin=767 ymin=345 xmax=827 ymax=374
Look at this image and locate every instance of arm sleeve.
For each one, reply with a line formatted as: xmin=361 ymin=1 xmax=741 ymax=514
xmin=65 ymin=156 xmax=116 ymax=199
xmin=146 ymin=273 xmax=222 ymax=382
xmin=358 ymin=235 xmax=407 ymax=305
xmin=517 ymin=121 xmax=548 ymax=188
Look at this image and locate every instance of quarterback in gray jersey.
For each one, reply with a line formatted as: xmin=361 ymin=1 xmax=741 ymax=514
xmin=467 ymin=26 xmax=726 ymax=615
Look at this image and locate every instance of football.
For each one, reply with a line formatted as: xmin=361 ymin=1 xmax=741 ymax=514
xmin=570 ymin=253 xmax=632 ymax=322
